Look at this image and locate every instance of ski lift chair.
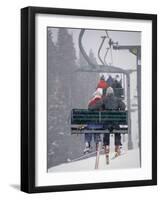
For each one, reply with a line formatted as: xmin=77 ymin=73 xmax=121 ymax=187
xmin=71 ymin=109 xmax=128 ymax=135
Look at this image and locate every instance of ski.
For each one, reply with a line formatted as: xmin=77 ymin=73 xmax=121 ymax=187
xmin=68 ymin=151 xmax=97 ymax=163
xmin=111 ymin=152 xmax=126 ymax=160
xmin=95 ymin=142 xmax=101 ymax=169
xmin=104 ymin=145 xmax=110 ymax=165
xmin=83 ymin=146 xmax=93 ymax=154
xmin=105 ymin=154 xmax=110 ymax=165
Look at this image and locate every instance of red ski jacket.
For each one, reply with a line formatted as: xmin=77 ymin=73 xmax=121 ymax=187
xmin=97 ymin=80 xmax=108 ymax=89
xmin=88 ymin=96 xmax=102 ymax=107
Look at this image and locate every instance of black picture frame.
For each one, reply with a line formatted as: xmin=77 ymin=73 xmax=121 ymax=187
xmin=21 ymin=6 xmax=157 ymax=193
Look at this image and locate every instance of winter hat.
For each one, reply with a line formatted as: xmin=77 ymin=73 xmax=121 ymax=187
xmin=93 ymin=88 xmax=103 ymax=97
xmin=115 ymin=74 xmax=120 ymax=81
xmin=100 ymin=74 xmax=105 ymax=80
xmin=106 ymin=87 xmax=114 ymax=95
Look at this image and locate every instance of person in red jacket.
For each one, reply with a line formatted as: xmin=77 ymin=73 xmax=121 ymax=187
xmin=83 ymin=88 xmax=103 ymax=154
xmin=96 ymin=75 xmax=108 ymax=96
xmin=88 ymin=88 xmax=103 ymax=110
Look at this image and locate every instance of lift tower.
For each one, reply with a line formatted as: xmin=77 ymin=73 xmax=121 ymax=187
xmin=113 ymin=44 xmax=141 ymax=150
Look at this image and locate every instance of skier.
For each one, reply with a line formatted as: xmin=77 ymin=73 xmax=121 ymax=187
xmin=102 ymin=87 xmax=126 ymax=164
xmin=112 ymin=75 xmax=122 ymax=87
xmin=83 ymin=88 xmax=103 ymax=154
xmin=111 ymin=74 xmax=123 ymax=98
xmin=96 ymin=75 xmax=108 ymax=96
xmin=106 ymin=75 xmax=114 ymax=87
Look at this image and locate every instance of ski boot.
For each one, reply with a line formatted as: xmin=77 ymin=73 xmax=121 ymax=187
xmin=95 ymin=142 xmax=99 ymax=152
xmin=83 ymin=142 xmax=91 ymax=154
xmin=114 ymin=145 xmax=121 ymax=158
xmin=104 ymin=145 xmax=110 ymax=165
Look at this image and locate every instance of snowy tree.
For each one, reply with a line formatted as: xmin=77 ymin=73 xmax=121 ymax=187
xmin=78 ymin=47 xmax=88 ymax=68
xmin=47 ymin=28 xmax=85 ymax=168
xmin=56 ymin=28 xmax=76 ymax=74
xmin=89 ymin=48 xmax=98 ymax=65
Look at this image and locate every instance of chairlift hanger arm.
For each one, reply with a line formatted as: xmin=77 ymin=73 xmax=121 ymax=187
xmin=113 ymin=45 xmax=141 ymax=57
xmin=75 ymin=66 xmax=134 ymax=74
xmin=113 ymin=45 xmax=141 ymax=50
xmin=79 ymin=29 xmax=97 ymax=68
xmin=97 ymin=36 xmax=107 ymax=65
xmin=78 ymin=29 xmax=135 ymax=74
xmin=104 ymin=48 xmax=109 ymax=65
xmin=104 ymin=31 xmax=115 ymax=65
xmin=105 ymin=30 xmax=110 ymax=39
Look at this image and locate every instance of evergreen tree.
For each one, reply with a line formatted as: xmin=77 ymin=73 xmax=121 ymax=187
xmin=56 ymin=28 xmax=76 ymax=74
xmin=89 ymin=49 xmax=98 ymax=65
xmin=47 ymin=29 xmax=57 ymax=79
xmin=56 ymin=28 xmax=77 ymax=103
xmin=76 ymin=48 xmax=99 ymax=108
xmin=79 ymin=49 xmax=88 ymax=68
xmin=47 ymin=28 xmax=85 ymax=168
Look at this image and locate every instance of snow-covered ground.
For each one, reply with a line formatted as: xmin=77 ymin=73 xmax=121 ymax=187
xmin=48 ymin=148 xmax=140 ymax=172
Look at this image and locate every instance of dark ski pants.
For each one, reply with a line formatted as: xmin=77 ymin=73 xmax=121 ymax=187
xmin=103 ymin=133 xmax=121 ymax=146
xmin=84 ymin=133 xmax=101 ymax=144
xmin=84 ymin=124 xmax=102 ymax=145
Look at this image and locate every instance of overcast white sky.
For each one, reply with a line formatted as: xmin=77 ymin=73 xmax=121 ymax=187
xmin=49 ymin=27 xmax=141 ymax=70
